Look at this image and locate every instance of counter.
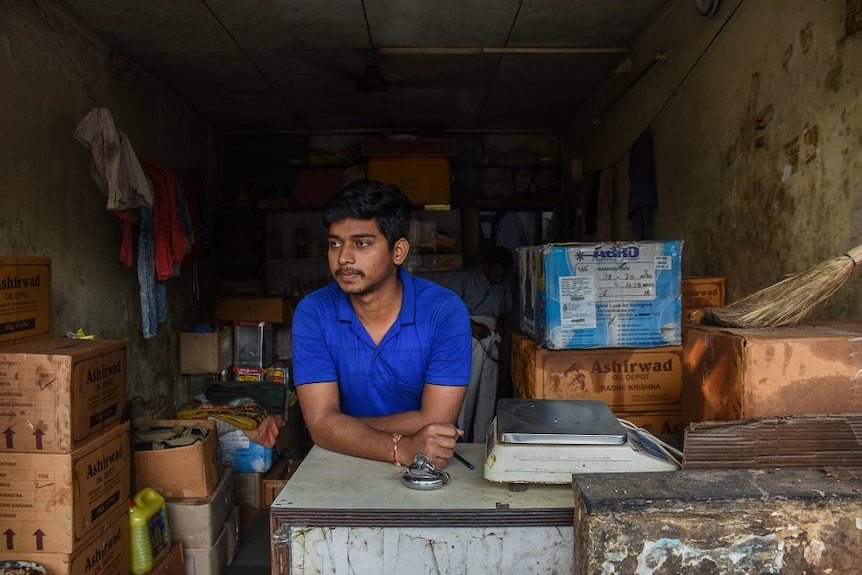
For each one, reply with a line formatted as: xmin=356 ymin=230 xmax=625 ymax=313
xmin=269 ymin=443 xmax=574 ymax=574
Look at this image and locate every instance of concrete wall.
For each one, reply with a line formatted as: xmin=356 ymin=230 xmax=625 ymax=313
xmin=0 ymin=0 xmax=220 ymax=415
xmin=570 ymin=0 xmax=862 ymax=320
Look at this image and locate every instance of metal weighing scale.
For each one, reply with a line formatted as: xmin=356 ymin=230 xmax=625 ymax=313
xmin=484 ymin=399 xmax=681 ymax=486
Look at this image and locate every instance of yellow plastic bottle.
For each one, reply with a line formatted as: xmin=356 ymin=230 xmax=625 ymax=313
xmin=129 ymin=487 xmax=171 ymax=574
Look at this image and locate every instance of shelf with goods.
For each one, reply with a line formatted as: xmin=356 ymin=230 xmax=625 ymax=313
xmin=265 ymin=208 xmax=464 ymax=295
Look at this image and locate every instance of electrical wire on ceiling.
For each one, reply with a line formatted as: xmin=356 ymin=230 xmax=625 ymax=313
xmin=357 ymin=0 xmax=392 ymax=124
xmin=602 ymin=0 xmax=747 ymax=166
xmin=31 ymin=0 xmax=97 ymax=106
xmin=200 ymin=0 xmax=308 ymax=130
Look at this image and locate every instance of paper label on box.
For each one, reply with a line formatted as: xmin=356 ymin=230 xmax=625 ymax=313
xmin=0 ymin=258 xmax=51 ymax=345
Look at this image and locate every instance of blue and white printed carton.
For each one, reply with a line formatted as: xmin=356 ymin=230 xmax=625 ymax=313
xmin=519 ymin=241 xmax=683 ymax=349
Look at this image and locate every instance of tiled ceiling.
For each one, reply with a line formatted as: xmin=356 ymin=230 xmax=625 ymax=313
xmin=62 ymin=0 xmax=670 ymax=133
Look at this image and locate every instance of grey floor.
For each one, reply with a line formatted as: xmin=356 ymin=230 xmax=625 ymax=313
xmin=226 ymin=509 xmax=271 ymax=575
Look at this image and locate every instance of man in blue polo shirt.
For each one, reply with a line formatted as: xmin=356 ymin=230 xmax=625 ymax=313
xmin=292 ymin=180 xmax=472 ymax=469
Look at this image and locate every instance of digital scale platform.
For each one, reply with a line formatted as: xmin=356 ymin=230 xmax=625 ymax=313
xmin=484 ymin=399 xmax=681 ymax=486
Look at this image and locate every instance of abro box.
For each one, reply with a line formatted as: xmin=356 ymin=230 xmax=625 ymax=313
xmin=219 ymin=429 xmax=275 ymax=473
xmin=512 ymin=331 xmax=682 ymax=410
xmin=133 ymin=419 xmax=221 ymax=498
xmin=215 ymin=295 xmax=297 ymax=324
xmin=683 ymin=322 xmax=862 ymax=426
xmin=0 ymin=421 xmax=131 ymax=553
xmin=681 ymin=276 xmax=725 ymax=323
xmin=0 ymin=338 xmax=127 ymax=453
xmin=179 ymin=328 xmax=233 ymax=374
xmin=0 ymin=257 xmax=51 ymax=346
xmin=0 ymin=506 xmax=130 ymax=575
xmin=166 ymin=465 xmax=235 ymax=549
xmin=519 ymin=242 xmax=682 ymax=349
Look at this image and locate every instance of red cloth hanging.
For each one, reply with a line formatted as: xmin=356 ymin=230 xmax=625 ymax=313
xmin=141 ymin=160 xmax=190 ymax=281
xmin=117 ymin=209 xmax=137 ymax=267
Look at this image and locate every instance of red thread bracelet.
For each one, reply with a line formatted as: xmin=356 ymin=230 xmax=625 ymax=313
xmin=392 ymin=433 xmax=403 ymax=466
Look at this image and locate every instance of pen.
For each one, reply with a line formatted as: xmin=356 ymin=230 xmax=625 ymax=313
xmin=452 ymin=451 xmax=475 ymax=470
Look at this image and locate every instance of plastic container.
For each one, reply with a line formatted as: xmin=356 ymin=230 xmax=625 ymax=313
xmin=129 ymin=487 xmax=171 ymax=574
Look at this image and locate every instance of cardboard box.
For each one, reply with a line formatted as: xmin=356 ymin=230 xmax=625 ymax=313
xmin=519 ymin=242 xmax=683 ymax=349
xmin=145 ymin=540 xmax=185 ymax=575
xmin=179 ymin=328 xmax=233 ymax=374
xmin=215 ymin=295 xmax=297 ymax=324
xmin=0 ymin=338 xmax=127 ymax=453
xmin=682 ymin=322 xmax=862 ymax=426
xmin=219 ymin=430 xmax=274 ymax=473
xmin=613 ymin=410 xmax=683 ymax=437
xmin=261 ymin=457 xmax=303 ymax=507
xmin=681 ymin=276 xmax=725 ymax=323
xmin=165 ymin=465 xmax=234 ymax=549
xmin=233 ymin=472 xmax=262 ymax=508
xmin=0 ymin=506 xmax=130 ymax=575
xmin=0 ymin=257 xmax=51 ymax=346
xmin=366 ymin=156 xmax=451 ymax=205
xmin=182 ymin=521 xmax=228 ymax=575
xmin=362 ymin=138 xmax=457 ymax=156
xmin=224 ymin=506 xmax=240 ymax=567
xmin=512 ymin=331 xmax=682 ymax=410
xmin=133 ymin=419 xmax=221 ymax=498
xmin=0 ymin=421 xmax=131 ymax=553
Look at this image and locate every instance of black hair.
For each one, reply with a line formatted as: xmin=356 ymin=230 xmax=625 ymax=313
xmin=485 ymin=246 xmax=515 ymax=272
xmin=321 ymin=179 xmax=411 ymax=250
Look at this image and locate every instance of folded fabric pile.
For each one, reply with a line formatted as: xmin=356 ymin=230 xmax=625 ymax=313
xmin=177 ymin=402 xmax=269 ymax=431
xmin=133 ymin=422 xmax=209 ymax=451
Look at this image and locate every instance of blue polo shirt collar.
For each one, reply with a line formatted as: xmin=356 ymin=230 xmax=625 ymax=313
xmin=335 ymin=266 xmax=417 ymax=327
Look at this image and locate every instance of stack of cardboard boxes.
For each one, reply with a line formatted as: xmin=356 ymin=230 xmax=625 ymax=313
xmin=180 ymin=295 xmax=305 ymax=528
xmin=0 ymin=256 xmax=135 ymax=573
xmin=133 ymin=416 xmax=236 ymax=575
xmin=511 ymin=243 xmax=724 ymax=442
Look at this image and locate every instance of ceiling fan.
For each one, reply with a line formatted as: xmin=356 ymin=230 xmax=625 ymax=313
xmin=355 ymin=49 xmax=392 ymax=93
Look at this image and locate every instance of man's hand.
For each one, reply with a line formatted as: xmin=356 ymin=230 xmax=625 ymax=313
xmin=471 ymin=320 xmax=491 ymax=340
xmin=401 ymin=423 xmax=464 ymax=468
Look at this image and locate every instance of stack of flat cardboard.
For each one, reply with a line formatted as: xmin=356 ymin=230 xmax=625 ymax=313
xmin=682 ymin=321 xmax=862 ymax=468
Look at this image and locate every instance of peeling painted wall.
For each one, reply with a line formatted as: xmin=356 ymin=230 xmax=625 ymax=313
xmin=0 ymin=0 xmax=220 ymax=414
xmin=570 ymin=0 xmax=862 ymax=321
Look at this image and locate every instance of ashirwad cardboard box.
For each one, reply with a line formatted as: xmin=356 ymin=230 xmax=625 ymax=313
xmin=511 ymin=330 xmax=682 ymax=410
xmin=683 ymin=321 xmax=862 ymax=426
xmin=0 ymin=421 xmax=131 ymax=553
xmin=0 ymin=257 xmax=51 ymax=346
xmin=0 ymin=506 xmax=130 ymax=575
xmin=681 ymin=276 xmax=726 ymax=323
xmin=519 ymin=242 xmax=682 ymax=349
xmin=0 ymin=338 xmax=127 ymax=453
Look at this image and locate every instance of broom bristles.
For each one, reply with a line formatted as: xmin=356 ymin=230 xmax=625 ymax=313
xmin=699 ymin=245 xmax=862 ymax=329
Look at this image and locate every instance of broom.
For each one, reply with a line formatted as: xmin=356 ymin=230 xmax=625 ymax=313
xmin=696 ymin=243 xmax=862 ymax=329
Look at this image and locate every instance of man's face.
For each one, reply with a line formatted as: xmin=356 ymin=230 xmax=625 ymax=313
xmin=328 ymin=218 xmax=405 ymax=296
xmin=484 ymin=263 xmax=509 ymax=285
